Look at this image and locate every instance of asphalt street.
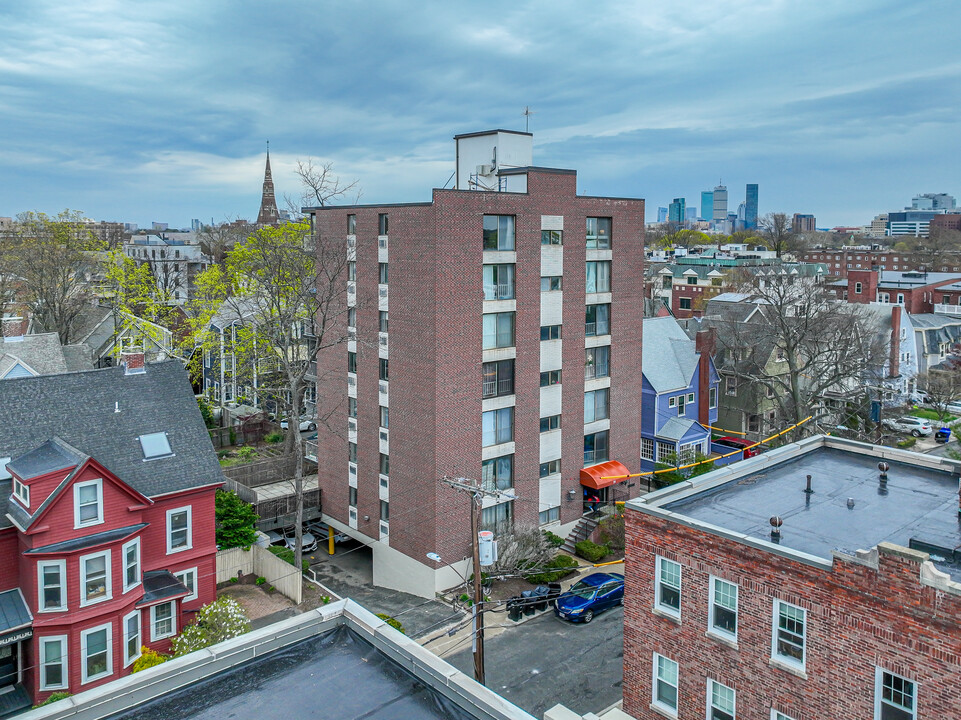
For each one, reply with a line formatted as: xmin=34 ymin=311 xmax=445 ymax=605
xmin=447 ymin=605 xmax=624 ymax=718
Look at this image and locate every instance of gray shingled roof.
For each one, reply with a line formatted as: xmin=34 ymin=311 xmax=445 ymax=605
xmin=0 ymin=589 xmax=31 ymax=633
xmin=0 ymin=361 xmax=223 ymax=529
xmin=0 ymin=333 xmax=70 ymax=377
xmin=6 ymin=437 xmax=86 ymax=481
xmin=643 ymin=316 xmax=700 ymax=392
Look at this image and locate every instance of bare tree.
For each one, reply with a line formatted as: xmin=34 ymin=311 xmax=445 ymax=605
xmin=919 ymin=365 xmax=961 ymax=421
xmin=197 ymin=220 xmax=255 ymax=267
xmin=759 ymin=212 xmax=800 ymax=258
xmin=485 ymin=526 xmax=556 ymax=580
xmin=283 ymin=158 xmax=360 ymax=217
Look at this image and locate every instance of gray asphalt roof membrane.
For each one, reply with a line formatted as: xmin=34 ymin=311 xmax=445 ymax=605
xmin=665 ymin=447 xmax=961 ymax=578
xmin=109 ymin=626 xmax=478 ymax=720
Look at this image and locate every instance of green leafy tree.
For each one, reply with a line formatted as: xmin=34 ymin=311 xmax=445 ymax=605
xmin=170 ymin=596 xmax=251 ymax=656
xmin=215 ymin=489 xmax=259 ymax=549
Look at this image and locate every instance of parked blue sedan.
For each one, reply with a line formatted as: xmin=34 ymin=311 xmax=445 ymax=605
xmin=554 ymin=572 xmax=625 ymax=623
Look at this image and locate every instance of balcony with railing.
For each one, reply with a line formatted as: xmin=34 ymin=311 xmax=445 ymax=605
xmin=484 ymin=281 xmax=515 ymax=301
xmin=583 ymin=449 xmax=610 ymax=465
xmin=482 ymin=377 xmax=514 ymax=398
xmin=934 ymin=303 xmax=961 ymax=316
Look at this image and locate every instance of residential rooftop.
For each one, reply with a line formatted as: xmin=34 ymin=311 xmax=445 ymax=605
xmin=629 ymin=436 xmax=961 ymax=580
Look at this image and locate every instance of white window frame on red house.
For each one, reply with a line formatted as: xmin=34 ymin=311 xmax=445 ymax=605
xmin=12 ymin=477 xmax=29 ymax=508
xmin=80 ymin=622 xmax=113 ymax=684
xmin=771 ymin=600 xmax=806 ymax=672
xmin=150 ymin=600 xmax=177 ymax=641
xmin=166 ymin=506 xmax=192 ymax=554
xmin=771 ymin=711 xmax=796 ymax=720
xmin=174 ymin=567 xmax=198 ymax=602
xmin=874 ymin=667 xmax=917 ymax=720
xmin=74 ymin=478 xmax=104 ymax=528
xmin=652 ymin=652 xmax=679 ymax=716
xmin=654 ymin=556 xmax=681 ymax=618
xmin=707 ymin=679 xmax=736 ymax=720
xmin=122 ymin=538 xmax=141 ymax=593
xmin=79 ymin=549 xmax=112 ymax=607
xmin=123 ymin=610 xmax=142 ymax=667
xmin=708 ymin=577 xmax=738 ymax=643
xmin=37 ymin=559 xmax=67 ymax=612
xmin=39 ymin=635 xmax=68 ymax=691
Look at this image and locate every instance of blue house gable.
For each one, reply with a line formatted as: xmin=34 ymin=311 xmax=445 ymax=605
xmin=641 ymin=317 xmax=720 ymax=470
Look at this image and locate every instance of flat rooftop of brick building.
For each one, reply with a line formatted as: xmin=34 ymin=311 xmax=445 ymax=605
xmin=629 ymin=436 xmax=961 ymax=579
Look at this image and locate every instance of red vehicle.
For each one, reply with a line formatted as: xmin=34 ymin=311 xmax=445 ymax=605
xmin=714 ymin=436 xmax=761 ymax=458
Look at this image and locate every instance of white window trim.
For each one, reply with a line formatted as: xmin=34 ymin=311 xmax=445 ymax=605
xmin=123 ymin=610 xmax=142 ymax=667
xmin=80 ymin=622 xmax=113 ymax=684
xmin=654 ymin=556 xmax=681 ymax=618
xmin=150 ymin=600 xmax=177 ymax=642
xmin=687 ymin=392 xmax=695 ymax=403
xmin=668 ymin=396 xmax=677 ymax=408
xmin=707 ymin=679 xmax=736 ymax=720
xmin=874 ymin=667 xmax=917 ymax=720
xmin=37 ymin=559 xmax=67 ymax=613
xmin=122 ymin=538 xmax=141 ymax=593
xmin=771 ymin=599 xmax=806 ymax=671
xmin=39 ymin=635 xmax=69 ymax=691
xmin=708 ymin=576 xmax=738 ymax=642
xmin=166 ymin=506 xmax=193 ymax=554
xmin=12 ymin=477 xmax=29 ymax=507
xmin=771 ymin=711 xmax=796 ymax=720
xmin=174 ymin=567 xmax=198 ymax=602
xmin=79 ymin=549 xmax=112 ymax=607
xmin=652 ymin=652 xmax=679 ymax=716
xmin=709 ymin=387 xmax=718 ymax=409
xmin=74 ymin=478 xmax=104 ymax=529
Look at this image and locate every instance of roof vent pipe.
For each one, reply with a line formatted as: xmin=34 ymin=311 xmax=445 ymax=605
xmin=847 ymin=498 xmax=856 ymax=509
xmin=769 ymin=516 xmax=782 ymax=543
xmin=878 ymin=461 xmax=889 ymax=485
xmin=804 ymin=474 xmax=814 ymax=494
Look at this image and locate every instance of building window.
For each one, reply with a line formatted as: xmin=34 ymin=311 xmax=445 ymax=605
xmin=379 ymin=311 xmax=388 ymax=333
xmin=347 ymin=307 xmax=356 ymax=328
xmin=586 ymin=217 xmax=612 ymax=249
xmin=662 ymin=276 xmax=672 ymax=289
xmin=377 ymin=405 xmax=389 ymax=428
xmin=876 ymin=668 xmax=916 ymax=720
xmin=541 ymin=230 xmax=563 ymax=245
xmin=748 ymin=414 xmax=760 ymax=433
xmin=679 ymin=298 xmax=692 ymax=310
xmin=676 ymin=393 xmax=687 ymax=416
xmin=348 ymin=351 xmax=357 ymax=373
xmin=483 ymin=263 xmax=516 ymax=300
xmin=379 ymin=358 xmax=389 ymax=381
xmin=584 ymin=430 xmax=609 ymax=465
xmin=349 ymin=442 xmax=357 ymax=462
xmin=379 ymin=453 xmax=390 ymax=476
xmin=151 ymin=601 xmax=176 ymax=641
xmin=123 ymin=611 xmax=141 ymax=666
xmin=679 ymin=442 xmax=698 ymax=463
xmin=585 ymin=346 xmax=609 ymax=380
xmin=652 ymin=653 xmax=679 ymax=715
xmin=584 ymin=388 xmax=609 ymax=422
xmin=80 ymin=551 xmax=111 ymax=606
xmin=725 ymin=376 xmax=737 ymax=396
xmin=380 ymin=500 xmax=390 ymax=522
xmin=483 ymin=359 xmax=514 ymax=398
xmin=540 ymin=414 xmax=561 ymax=432
xmin=347 ymin=261 xmax=356 ymax=281
xmin=348 ymin=397 xmax=358 ymax=418
xmin=539 ymin=506 xmax=560 ymax=525
xmin=708 ymin=680 xmax=736 ymax=720
xmin=12 ymin=477 xmax=28 ymax=506
xmin=655 ymin=556 xmax=681 ymax=616
xmin=772 ymin=600 xmax=806 ymax=669
xmin=540 ymin=325 xmax=562 ymax=341
xmin=540 ymin=370 xmax=562 ymax=387
xmin=539 ymin=459 xmax=560 ymax=477
xmin=175 ymin=568 xmax=198 ymax=602
xmin=481 ymin=501 xmax=513 ymax=534
xmin=586 ymin=261 xmax=611 ymax=293
xmin=709 ymin=577 xmax=738 ymax=639
xmin=166 ymin=507 xmax=192 ymax=554
xmin=378 ymin=262 xmax=388 ymax=284
xmin=74 ymin=478 xmax=103 ymax=528
xmin=540 ymin=276 xmax=562 ymax=291
xmin=481 ymin=455 xmax=513 ymax=493
xmin=349 ymin=486 xmax=357 ymax=507
xmin=482 ymin=407 xmax=514 ymax=446
xmin=483 ymin=312 xmax=515 ymax=349
xmin=855 ymin=282 xmax=863 ymax=294
xmin=378 ymin=213 xmax=388 ymax=235
xmin=483 ymin=215 xmax=515 ymax=251
xmin=709 ymin=387 xmax=718 ymax=408
xmin=712 ymin=278 xmax=723 ymax=287
xmin=586 ymin=304 xmax=610 ymax=336
xmin=641 ymin=438 xmax=655 ymax=461
xmin=81 ymin=624 xmax=112 ymax=683
xmin=772 ymin=712 xmax=797 ymax=720
xmin=686 ymin=276 xmax=698 ymax=285
xmin=122 ymin=538 xmax=141 ymax=593
xmin=40 ymin=635 xmax=68 ymax=690
xmin=347 ymin=214 xmax=356 ymax=234
xmin=38 ymin=560 xmax=67 ymax=612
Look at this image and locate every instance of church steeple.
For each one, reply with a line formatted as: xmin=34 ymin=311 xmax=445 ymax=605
xmin=256 ymin=141 xmax=280 ymax=226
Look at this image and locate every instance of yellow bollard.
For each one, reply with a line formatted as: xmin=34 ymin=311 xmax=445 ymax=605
xmin=328 ymin=524 xmax=335 ymax=555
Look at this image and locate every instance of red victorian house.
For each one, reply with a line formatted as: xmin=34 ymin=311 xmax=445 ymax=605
xmin=0 ymin=353 xmax=223 ymax=713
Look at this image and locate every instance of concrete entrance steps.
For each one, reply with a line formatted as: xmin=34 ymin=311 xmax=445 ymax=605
xmin=561 ymin=515 xmax=599 ymax=554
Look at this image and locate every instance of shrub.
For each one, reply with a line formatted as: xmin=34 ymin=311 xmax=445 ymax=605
xmin=215 ymin=490 xmax=259 ymax=549
xmin=897 ymin=437 xmax=917 ymax=449
xmin=264 ymin=431 xmax=284 ymax=444
xmin=34 ymin=692 xmax=72 ymax=707
xmin=229 ymin=428 xmax=237 ymax=446
xmin=171 ymin=596 xmax=251 ymax=656
xmin=217 ymin=449 xmax=230 ymax=459
xmin=197 ymin=397 xmax=215 ymax=428
xmin=132 ymin=647 xmax=169 ymax=673
xmin=256 ymin=576 xmax=266 ymax=585
xmin=543 ymin=530 xmax=564 ymax=548
xmin=229 ymin=576 xmax=238 ymax=583
xmin=574 ymin=540 xmax=610 ymax=563
xmin=268 ymin=544 xmax=310 ymax=572
xmin=376 ymin=613 xmax=406 ymax=634
xmin=237 ymin=446 xmax=257 ymax=461
xmin=525 ymin=553 xmax=578 ymax=583
xmin=597 ymin=514 xmax=625 ymax=554
xmin=321 ymin=595 xmax=331 ymax=604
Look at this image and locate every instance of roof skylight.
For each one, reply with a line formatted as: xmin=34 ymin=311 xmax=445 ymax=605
xmin=140 ymin=432 xmax=173 ymax=460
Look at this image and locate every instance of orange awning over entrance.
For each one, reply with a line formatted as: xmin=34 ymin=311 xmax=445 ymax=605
xmin=579 ymin=460 xmax=631 ymax=490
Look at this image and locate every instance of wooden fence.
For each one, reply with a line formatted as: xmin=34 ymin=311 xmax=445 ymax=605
xmin=216 ymin=545 xmax=303 ymax=604
xmin=209 ymin=419 xmax=283 ymax=450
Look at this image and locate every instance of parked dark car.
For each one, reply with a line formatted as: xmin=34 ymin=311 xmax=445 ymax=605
xmin=554 ymin=572 xmax=625 ymax=623
xmin=714 ymin=436 xmax=760 ymax=458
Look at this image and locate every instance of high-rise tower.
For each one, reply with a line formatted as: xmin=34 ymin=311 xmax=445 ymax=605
xmin=257 ymin=144 xmax=280 ymax=226
xmin=745 ymin=183 xmax=758 ymax=230
xmin=712 ymin=184 xmax=728 ymax=223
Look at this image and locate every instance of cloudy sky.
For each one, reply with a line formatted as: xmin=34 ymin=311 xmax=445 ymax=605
xmin=1 ymin=1 xmax=959 ymax=229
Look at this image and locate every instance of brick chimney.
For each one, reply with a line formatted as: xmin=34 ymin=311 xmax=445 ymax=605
xmin=847 ymin=269 xmax=878 ymax=305
xmin=121 ymin=347 xmax=146 ymax=375
xmin=889 ymin=305 xmax=901 ymax=378
xmin=695 ymin=327 xmax=716 ymax=425
xmin=2 ymin=316 xmax=25 ymax=342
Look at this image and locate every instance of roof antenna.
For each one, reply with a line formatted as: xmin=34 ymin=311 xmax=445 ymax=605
xmin=523 ymin=106 xmax=535 ymax=133
xmin=115 ymin=401 xmax=120 ymax=413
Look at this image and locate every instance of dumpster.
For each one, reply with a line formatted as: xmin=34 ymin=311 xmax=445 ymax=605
xmin=507 ymin=598 xmax=523 ymax=622
xmin=936 ymin=427 xmax=951 ymax=444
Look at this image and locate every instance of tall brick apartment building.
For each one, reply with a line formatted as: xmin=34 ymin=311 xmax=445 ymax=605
xmin=622 ymin=435 xmax=961 ymax=720
xmin=307 ymin=131 xmax=644 ymax=596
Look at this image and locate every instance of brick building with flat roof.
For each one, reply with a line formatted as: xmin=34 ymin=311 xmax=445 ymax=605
xmin=622 ymin=435 xmax=961 ymax=719
xmin=306 ymin=131 xmax=645 ymax=597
